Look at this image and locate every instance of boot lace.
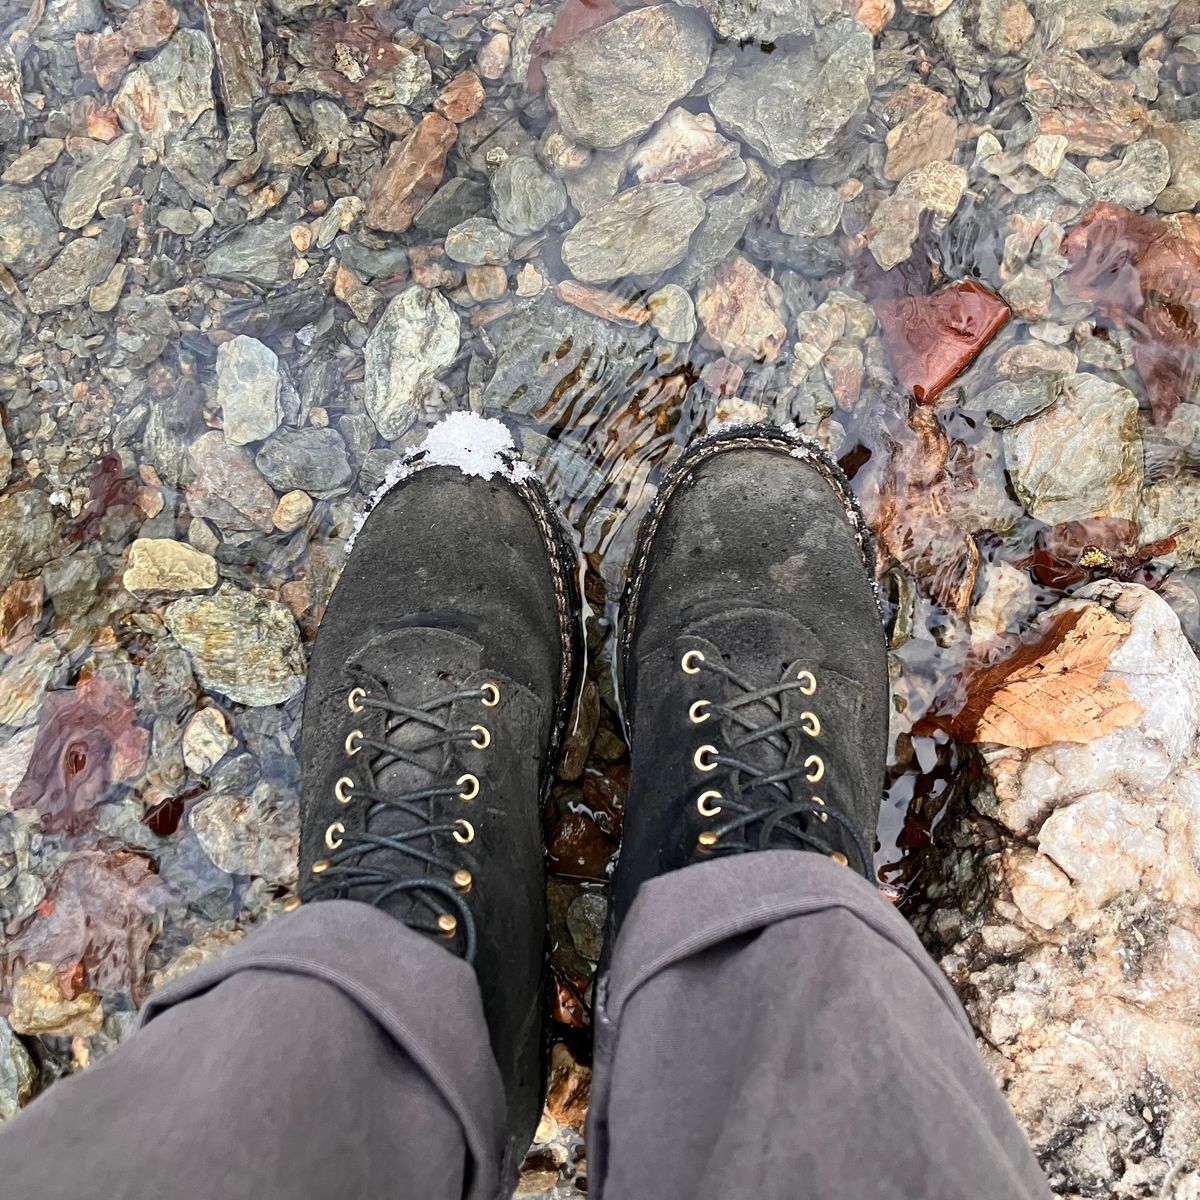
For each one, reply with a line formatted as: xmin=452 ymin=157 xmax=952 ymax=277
xmin=680 ymin=649 xmax=872 ymax=878
xmin=306 ymin=678 xmax=502 ymax=963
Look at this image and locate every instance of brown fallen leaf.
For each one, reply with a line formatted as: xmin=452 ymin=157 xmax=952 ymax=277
xmin=924 ymin=604 xmax=1143 ymax=749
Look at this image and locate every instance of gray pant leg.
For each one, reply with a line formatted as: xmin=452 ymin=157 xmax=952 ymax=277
xmin=0 ymin=900 xmax=507 ymax=1200
xmin=589 ymin=851 xmax=1050 ymax=1200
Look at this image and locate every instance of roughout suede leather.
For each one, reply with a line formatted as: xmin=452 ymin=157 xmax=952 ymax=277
xmin=613 ymin=429 xmax=889 ymax=930
xmin=298 ymin=465 xmax=580 ymax=1165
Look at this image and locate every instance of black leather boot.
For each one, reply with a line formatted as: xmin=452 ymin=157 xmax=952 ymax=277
xmin=611 ymin=425 xmax=889 ymax=932
xmin=293 ymin=452 xmax=581 ymax=1163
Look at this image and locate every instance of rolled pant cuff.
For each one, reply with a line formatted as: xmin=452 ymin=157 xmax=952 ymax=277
xmin=139 ymin=899 xmax=508 ymax=1200
xmin=598 ymin=850 xmax=968 ymax=1034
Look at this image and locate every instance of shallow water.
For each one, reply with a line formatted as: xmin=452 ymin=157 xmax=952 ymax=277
xmin=1 ymin=0 xmax=1199 ymax=1189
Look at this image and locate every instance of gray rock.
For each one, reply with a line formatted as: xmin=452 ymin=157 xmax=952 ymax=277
xmin=543 ymin=5 xmax=712 ymax=149
xmin=564 ymin=143 xmax=638 ymax=216
xmin=0 ymin=188 xmax=60 ymax=277
xmin=1 ymin=138 xmax=65 ymax=185
xmin=675 ymin=159 xmax=773 ymax=287
xmin=364 ymin=287 xmax=461 ymax=440
xmin=483 ymin=293 xmax=658 ymax=417
xmin=43 ymin=552 xmax=102 ymax=624
xmin=0 ymin=491 xmax=57 ymax=590
xmin=1004 ymin=374 xmax=1143 ymax=524
xmin=257 ymin=104 xmax=309 ymax=168
xmin=647 ymin=284 xmax=697 ymax=342
xmin=1139 ymin=477 xmax=1200 ymax=568
xmin=710 ymin=21 xmax=874 ymax=167
xmin=412 ymin=177 xmax=489 ymax=236
xmin=777 ymin=178 xmax=844 ymax=238
xmin=0 ymin=308 xmax=17 ymax=364
xmin=566 ymin=891 xmax=607 ymax=960
xmin=59 ymin=135 xmax=139 ymax=231
xmin=114 ymin=29 xmax=216 ymax=150
xmin=444 ymin=218 xmax=514 ymax=265
xmin=23 ymin=239 xmax=101 ymax=315
xmin=254 ymin=428 xmax=353 ymax=498
xmin=43 ymin=0 xmax=103 ymax=34
xmin=562 ymin=182 xmax=706 ymax=282
xmin=0 ymin=1018 xmax=36 ymax=1120
xmin=492 ymin=154 xmax=568 ymax=236
xmin=977 ymin=379 xmax=1057 ymax=426
xmin=186 ymin=430 xmax=277 ymax=533
xmin=165 ymin=584 xmax=306 ymax=707
xmin=200 ymin=0 xmax=263 ymax=156
xmin=678 ymin=0 xmax=815 ymax=42
xmin=332 ymin=237 xmax=408 ymax=283
xmin=206 ymin=220 xmax=293 ymax=286
xmin=1087 ymin=138 xmax=1170 ymax=210
xmin=189 ymin=779 xmax=298 ymax=884
xmin=216 ymin=336 xmax=282 ymax=446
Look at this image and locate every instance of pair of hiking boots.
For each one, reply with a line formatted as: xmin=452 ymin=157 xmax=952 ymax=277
xmin=292 ymin=423 xmax=889 ymax=1159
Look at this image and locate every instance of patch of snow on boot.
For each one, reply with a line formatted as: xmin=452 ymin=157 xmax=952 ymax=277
xmin=347 ymin=412 xmax=532 ymax=554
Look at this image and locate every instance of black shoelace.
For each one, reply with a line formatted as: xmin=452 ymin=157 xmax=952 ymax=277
xmin=685 ymin=652 xmax=873 ymax=878
xmin=308 ymin=681 xmax=495 ymax=963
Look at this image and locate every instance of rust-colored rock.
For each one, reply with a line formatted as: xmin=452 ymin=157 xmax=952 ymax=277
xmin=10 ymin=674 xmax=149 ymax=836
xmin=0 ymin=577 xmax=42 ymax=655
xmin=364 ymin=114 xmax=458 ymax=234
xmin=434 ymin=70 xmax=484 ymax=123
xmin=696 ymin=254 xmax=787 ymax=363
xmin=75 ymin=31 xmax=131 ymax=90
xmin=556 ymin=280 xmax=650 ymax=326
xmin=121 ymin=0 xmax=178 ymax=53
xmin=874 ymin=279 xmax=1010 ymax=404
xmin=84 ymin=102 xmax=122 ymax=142
xmin=1062 ymin=201 xmax=1200 ymax=427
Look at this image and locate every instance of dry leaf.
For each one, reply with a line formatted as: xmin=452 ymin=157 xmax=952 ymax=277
xmin=931 ymin=604 xmax=1143 ymax=749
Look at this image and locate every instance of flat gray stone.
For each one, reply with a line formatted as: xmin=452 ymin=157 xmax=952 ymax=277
xmin=1088 ymin=138 xmax=1170 ymax=210
xmin=59 ymin=134 xmax=140 ymax=231
xmin=364 ymin=287 xmax=460 ymax=440
xmin=677 ymin=0 xmax=815 ymax=43
xmin=254 ymin=427 xmax=353 ymax=498
xmin=492 ymin=154 xmax=568 ymax=235
xmin=216 ymin=335 xmax=282 ymax=446
xmin=710 ymin=20 xmax=874 ymax=166
xmin=114 ymin=29 xmax=216 ymax=150
xmin=206 ymin=220 xmax=293 ymax=286
xmin=1004 ymin=374 xmax=1143 ymax=524
xmin=543 ymin=5 xmax=711 ymax=149
xmin=444 ymin=218 xmax=514 ymax=265
xmin=0 ymin=188 xmax=59 ymax=277
xmin=777 ymin=178 xmax=844 ymax=238
xmin=165 ymin=584 xmax=306 ymax=707
xmin=24 ymin=239 xmax=102 ymax=314
xmin=561 ymin=182 xmax=706 ymax=282
xmin=413 ymin=177 xmax=488 ymax=236
xmin=186 ymin=430 xmax=277 ymax=533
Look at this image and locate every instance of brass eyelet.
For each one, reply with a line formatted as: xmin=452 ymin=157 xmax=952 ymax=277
xmin=453 ymin=819 xmax=475 ymax=845
xmin=694 ymin=744 xmax=719 ymax=772
xmin=347 ymin=686 xmax=366 ymax=713
xmin=335 ymin=776 xmax=355 ymax=805
xmin=805 ymin=755 xmax=825 ymax=783
xmin=812 ymin=796 xmax=829 ymax=823
xmin=480 ymin=682 xmax=500 ymax=707
xmin=282 ymin=896 xmax=302 ymax=912
xmin=469 ymin=724 xmax=491 ymax=750
xmin=688 ymin=699 xmax=711 ymax=724
xmin=799 ymin=711 xmax=820 ymax=737
xmin=453 ymin=869 xmax=473 ymax=893
xmin=697 ymin=790 xmax=723 ymax=817
xmin=312 ymin=858 xmax=330 ymax=875
xmin=437 ymin=913 xmax=458 ymax=936
xmin=830 ymin=851 xmax=849 ymax=867
xmin=457 ymin=773 xmax=479 ymax=801
xmin=697 ymin=830 xmax=719 ymax=850
xmin=325 ymin=821 xmax=345 ymax=850
xmin=345 ymin=729 xmax=363 ymax=755
xmin=796 ymin=670 xmax=817 ymax=696
xmin=681 ymin=649 xmax=705 ymax=674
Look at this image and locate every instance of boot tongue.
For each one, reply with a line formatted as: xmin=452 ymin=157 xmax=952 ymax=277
xmin=346 ymin=625 xmax=485 ymax=842
xmin=686 ymin=607 xmax=822 ymax=780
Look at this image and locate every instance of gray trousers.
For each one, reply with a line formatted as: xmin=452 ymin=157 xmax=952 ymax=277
xmin=0 ymin=852 xmax=1049 ymax=1200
